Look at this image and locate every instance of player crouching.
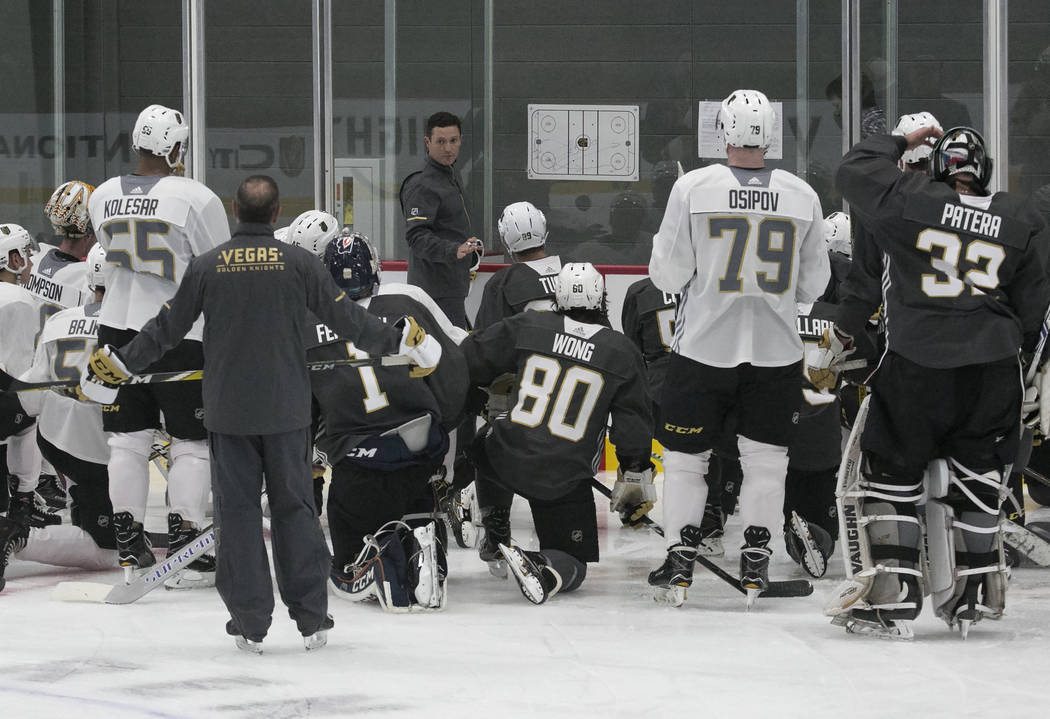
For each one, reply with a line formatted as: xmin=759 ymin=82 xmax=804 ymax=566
xmin=461 ymin=263 xmax=653 ymax=604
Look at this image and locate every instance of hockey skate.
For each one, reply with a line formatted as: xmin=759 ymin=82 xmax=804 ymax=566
xmin=830 ymin=575 xmax=922 ymax=641
xmin=35 ymin=474 xmax=67 ymax=512
xmin=451 ymin=483 xmax=480 ymax=549
xmin=479 ymin=505 xmax=511 ymax=578
xmin=0 ymin=517 xmax=29 ymax=592
xmin=498 ymin=543 xmax=561 ymax=604
xmin=303 ymin=614 xmax=334 ymax=651
xmin=785 ymin=511 xmax=833 ymax=578
xmin=8 ymin=491 xmax=62 ymax=529
xmin=740 ymin=526 xmax=772 ymax=610
xmin=647 ymin=525 xmax=702 ymax=607
xmin=164 ymin=513 xmax=216 ymax=589
xmin=226 ymin=620 xmax=264 ymax=654
xmin=113 ymin=511 xmax=156 ymax=582
xmin=940 ymin=574 xmax=1005 ymax=640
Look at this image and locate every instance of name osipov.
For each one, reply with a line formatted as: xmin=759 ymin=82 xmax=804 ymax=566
xmin=940 ymin=202 xmax=1001 ymax=239
xmin=552 ymin=332 xmax=595 ymax=362
xmin=103 ymin=197 xmax=160 ymax=219
xmin=729 ymin=189 xmax=780 ymax=212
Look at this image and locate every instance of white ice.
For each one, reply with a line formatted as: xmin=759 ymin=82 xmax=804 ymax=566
xmin=3 ymin=474 xmax=1050 ymax=719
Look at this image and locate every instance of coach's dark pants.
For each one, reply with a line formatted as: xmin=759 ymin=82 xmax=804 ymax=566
xmin=209 ymin=427 xmax=330 ymax=640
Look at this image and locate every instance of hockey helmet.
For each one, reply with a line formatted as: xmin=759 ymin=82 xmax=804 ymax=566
xmin=824 ymin=212 xmax=852 ymax=259
xmin=323 ymin=230 xmax=381 ymax=299
xmin=930 ymin=127 xmax=993 ymax=192
xmin=892 ymin=112 xmax=943 ymax=168
xmin=498 ymin=201 xmax=548 ymax=254
xmin=288 ymin=210 xmax=340 ymax=258
xmin=44 ymin=180 xmax=95 ymax=238
xmin=555 ymin=262 xmax=606 ymax=312
xmin=132 ymin=104 xmax=189 ymax=170
xmin=86 ymin=242 xmax=109 ymax=291
xmin=717 ymin=89 xmax=775 ymax=150
xmin=0 ymin=223 xmax=34 ymax=275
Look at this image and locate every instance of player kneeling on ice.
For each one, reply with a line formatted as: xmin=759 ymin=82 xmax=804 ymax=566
xmin=306 ymin=231 xmax=467 ymax=612
xmin=815 ymin=124 xmax=1050 ymax=639
xmin=460 ymin=262 xmax=653 ymax=604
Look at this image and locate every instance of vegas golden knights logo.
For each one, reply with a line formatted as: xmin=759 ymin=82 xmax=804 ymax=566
xmin=280 ymin=136 xmax=306 ymax=178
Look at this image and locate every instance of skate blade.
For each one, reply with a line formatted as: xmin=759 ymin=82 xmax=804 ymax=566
xmin=498 ymin=544 xmax=547 ymax=605
xmin=235 ymin=636 xmax=264 ymax=654
xmin=303 ymin=630 xmax=328 ymax=651
xmin=745 ymin=587 xmax=761 ymax=611
xmin=651 ymin=585 xmax=686 ymax=607
xmin=958 ymin=618 xmax=972 ymax=640
xmin=486 ymin=558 xmax=508 ymax=579
xmin=833 ymin=615 xmax=915 ymax=641
xmin=164 ymin=569 xmax=216 ymax=590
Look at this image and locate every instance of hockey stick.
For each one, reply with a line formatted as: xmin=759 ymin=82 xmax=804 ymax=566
xmin=51 ymin=524 xmax=216 ymax=604
xmin=0 ymin=355 xmax=411 ymax=393
xmin=590 ymin=478 xmax=813 ymax=598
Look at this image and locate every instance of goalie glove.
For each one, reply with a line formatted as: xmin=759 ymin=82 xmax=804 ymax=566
xmin=80 ymin=344 xmax=132 ymax=404
xmin=395 ymin=315 xmax=442 ymax=378
xmin=1023 ymin=363 xmax=1050 ymax=436
xmin=611 ymin=462 xmax=657 ymax=527
xmin=807 ymin=327 xmax=855 ymax=391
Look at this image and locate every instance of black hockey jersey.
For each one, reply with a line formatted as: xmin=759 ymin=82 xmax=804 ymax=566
xmin=306 ymin=292 xmax=468 ymax=463
xmin=836 ymin=133 xmax=1050 ymax=368
xmin=462 ymin=310 xmax=652 ymax=500
xmin=474 ymin=255 xmax=563 ymax=330
xmin=621 ymin=277 xmax=677 ymax=399
xmin=791 ymin=300 xmax=842 ymax=471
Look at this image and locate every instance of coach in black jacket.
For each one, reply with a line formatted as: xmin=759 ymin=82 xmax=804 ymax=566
xmin=399 ymin=111 xmax=483 ymax=328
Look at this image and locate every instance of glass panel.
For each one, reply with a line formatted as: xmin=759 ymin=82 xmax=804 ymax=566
xmin=205 ymin=1 xmax=314 ymax=229
xmin=492 ymin=1 xmax=842 ymax=266
xmin=1008 ymin=3 xmax=1050 ymax=199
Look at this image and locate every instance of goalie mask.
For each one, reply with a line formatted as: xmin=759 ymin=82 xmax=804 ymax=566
xmin=132 ymin=104 xmax=189 ymax=170
xmin=892 ymin=112 xmax=942 ymax=168
xmin=86 ymin=243 xmax=108 ymax=291
xmin=931 ymin=126 xmax=992 ymax=193
xmin=288 ymin=210 xmax=340 ymax=258
xmin=323 ymin=230 xmax=381 ymax=300
xmin=717 ymin=89 xmax=775 ymax=150
xmin=0 ymin=223 xmax=34 ymax=275
xmin=824 ymin=212 xmax=852 ymax=258
xmin=498 ymin=201 xmax=548 ymax=254
xmin=555 ymin=262 xmax=606 ymax=312
xmin=44 ymin=180 xmax=95 ymax=238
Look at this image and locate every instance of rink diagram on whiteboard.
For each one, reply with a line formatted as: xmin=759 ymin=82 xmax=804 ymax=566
xmin=528 ymin=104 xmax=639 ymax=182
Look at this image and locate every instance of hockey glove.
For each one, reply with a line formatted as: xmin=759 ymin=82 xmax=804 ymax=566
xmin=611 ymin=462 xmax=657 ymax=527
xmin=1023 ymin=363 xmax=1050 ymax=436
xmin=396 ymin=315 xmax=442 ymax=378
xmin=80 ymin=344 xmax=131 ymax=404
xmin=807 ymin=327 xmax=855 ymax=391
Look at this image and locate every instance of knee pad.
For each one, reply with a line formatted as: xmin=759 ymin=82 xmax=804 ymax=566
xmin=926 ymin=458 xmax=1007 ymax=628
xmin=542 ymin=548 xmax=587 ymax=593
xmin=736 ymin=436 xmax=789 ymax=534
xmin=166 ymin=438 xmax=211 ymax=524
xmin=826 ymin=455 xmax=924 ymax=621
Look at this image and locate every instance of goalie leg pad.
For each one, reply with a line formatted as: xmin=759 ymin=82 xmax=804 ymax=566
xmin=405 ymin=520 xmax=447 ymax=611
xmin=928 ymin=459 xmax=1008 ymax=630
xmin=826 ymin=455 xmax=924 ymax=623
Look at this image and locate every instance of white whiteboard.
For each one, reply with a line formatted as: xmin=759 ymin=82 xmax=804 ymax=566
xmin=527 ymin=104 xmax=639 ymax=181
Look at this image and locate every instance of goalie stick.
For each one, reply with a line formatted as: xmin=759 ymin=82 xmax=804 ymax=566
xmin=0 ymin=355 xmax=411 ymax=393
xmin=51 ymin=524 xmax=216 ymax=604
xmin=590 ymin=478 xmax=813 ymax=598
xmin=1003 ymin=520 xmax=1050 ymax=567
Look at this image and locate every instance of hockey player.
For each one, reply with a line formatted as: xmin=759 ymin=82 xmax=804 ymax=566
xmin=817 ymin=125 xmax=1050 ymax=638
xmin=462 ymin=262 xmax=653 ymax=604
xmin=312 ymin=233 xmax=467 ymax=612
xmin=87 ymin=104 xmax=230 ymax=576
xmin=474 ymin=201 xmax=562 ymax=330
xmin=0 ymin=224 xmax=56 ymax=535
xmin=647 ymin=89 xmax=829 ymax=607
xmin=0 ymin=245 xmax=118 ymax=592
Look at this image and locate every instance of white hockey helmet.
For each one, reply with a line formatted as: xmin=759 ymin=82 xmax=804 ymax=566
xmin=824 ymin=212 xmax=852 ymax=258
xmin=717 ymin=89 xmax=775 ymax=150
xmin=273 ymin=226 xmax=289 ymax=243
xmin=0 ymin=223 xmax=35 ymax=274
xmin=44 ymin=180 xmax=95 ymax=238
xmin=892 ymin=111 xmax=943 ymax=167
xmin=498 ymin=201 xmax=548 ymax=254
xmin=555 ymin=262 xmax=605 ymax=312
xmin=86 ymin=242 xmax=109 ymax=291
xmin=132 ymin=104 xmax=189 ymax=169
xmin=287 ymin=210 xmax=340 ymax=258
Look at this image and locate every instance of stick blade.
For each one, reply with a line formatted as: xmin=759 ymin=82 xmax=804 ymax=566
xmin=760 ymin=579 xmax=814 ymax=598
xmin=52 ymin=581 xmax=113 ymax=603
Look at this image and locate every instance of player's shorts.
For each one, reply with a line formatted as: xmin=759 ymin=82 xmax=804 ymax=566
xmin=656 ymin=353 xmax=802 ymax=453
xmin=0 ymin=392 xmax=35 ymax=441
xmin=527 ymin=478 xmax=599 ymax=564
xmin=861 ymin=352 xmax=1021 ymax=478
xmin=97 ymin=326 xmax=206 ymax=440
xmin=38 ymin=434 xmax=116 ymax=550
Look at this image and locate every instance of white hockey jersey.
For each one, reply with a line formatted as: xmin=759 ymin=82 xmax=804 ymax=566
xmin=24 ymin=246 xmax=89 ymax=318
xmin=89 ymin=174 xmax=230 ymax=341
xmin=649 ymin=164 xmax=829 ymax=367
xmin=18 ymin=302 xmax=109 ymax=465
xmin=0 ymin=282 xmax=40 ymax=376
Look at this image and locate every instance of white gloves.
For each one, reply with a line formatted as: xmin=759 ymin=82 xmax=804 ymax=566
xmin=396 ymin=315 xmax=442 ymax=378
xmin=1023 ymin=363 xmax=1050 ymax=436
xmin=611 ymin=464 xmax=657 ymax=526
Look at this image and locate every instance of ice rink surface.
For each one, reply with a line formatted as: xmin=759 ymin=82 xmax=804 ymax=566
xmin=3 ymin=477 xmax=1050 ymax=719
